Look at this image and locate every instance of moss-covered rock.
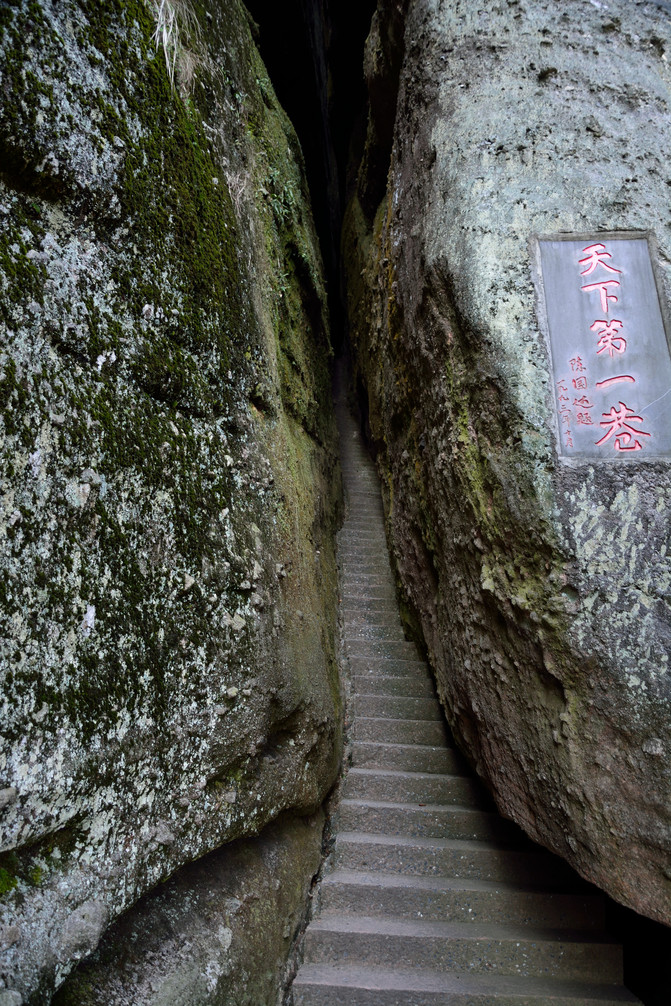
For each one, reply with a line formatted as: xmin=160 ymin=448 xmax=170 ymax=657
xmin=0 ymin=1 xmax=341 ymax=1001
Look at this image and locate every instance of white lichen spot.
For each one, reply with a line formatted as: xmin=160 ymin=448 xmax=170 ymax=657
xmin=28 ymin=448 xmax=42 ymax=479
xmin=216 ymin=924 xmax=232 ymax=950
xmin=81 ymin=604 xmax=96 ymax=637
xmin=95 ymin=350 xmax=117 ymax=372
xmin=142 ymin=303 xmax=155 ymax=321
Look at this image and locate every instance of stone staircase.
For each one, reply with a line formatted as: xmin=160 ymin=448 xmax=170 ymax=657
xmin=288 ymin=387 xmax=641 ymax=1006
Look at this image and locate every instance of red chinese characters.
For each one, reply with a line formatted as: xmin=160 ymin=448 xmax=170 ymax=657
xmin=590 ymin=318 xmax=626 ymax=357
xmin=556 ymin=379 xmax=574 ymax=448
xmin=576 ymin=241 xmax=651 ymax=453
xmin=579 ymin=243 xmax=622 ymax=277
xmin=594 ymin=402 xmax=651 ymax=452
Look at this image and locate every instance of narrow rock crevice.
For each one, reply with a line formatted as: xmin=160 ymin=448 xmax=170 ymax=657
xmin=288 ymin=365 xmax=641 ymax=1005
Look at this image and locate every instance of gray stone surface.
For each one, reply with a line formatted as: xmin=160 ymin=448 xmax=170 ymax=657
xmin=54 ymin=813 xmax=324 ymax=1006
xmin=0 ymin=992 xmax=23 ymax=1006
xmin=343 ymin=0 xmax=671 ymax=923
xmin=0 ymin=0 xmax=341 ymax=1000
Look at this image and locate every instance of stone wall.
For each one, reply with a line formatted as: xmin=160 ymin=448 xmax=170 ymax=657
xmin=0 ymin=1 xmax=341 ymax=1000
xmin=344 ymin=0 xmax=671 ymax=925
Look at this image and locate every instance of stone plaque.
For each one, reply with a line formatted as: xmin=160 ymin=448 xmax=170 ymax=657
xmin=536 ymin=234 xmax=671 ymax=460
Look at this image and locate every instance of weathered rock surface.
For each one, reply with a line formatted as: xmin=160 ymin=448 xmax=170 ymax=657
xmin=0 ymin=0 xmax=341 ymax=1000
xmin=344 ymin=0 xmax=671 ymax=924
xmin=53 ymin=812 xmax=324 ymax=1006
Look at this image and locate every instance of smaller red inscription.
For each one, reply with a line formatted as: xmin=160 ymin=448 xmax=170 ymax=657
xmin=576 ymin=412 xmax=595 ymax=426
xmin=572 ymin=376 xmax=589 ymax=390
xmin=557 ymin=378 xmax=574 ymax=447
xmin=573 ymin=395 xmax=594 ymax=409
xmin=569 ymin=357 xmax=586 ymax=372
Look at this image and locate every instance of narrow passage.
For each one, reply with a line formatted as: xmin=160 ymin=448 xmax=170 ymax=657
xmin=289 ymin=370 xmax=640 ymax=1005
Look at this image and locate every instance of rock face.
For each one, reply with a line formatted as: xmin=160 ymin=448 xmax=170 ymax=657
xmin=53 ymin=813 xmax=325 ymax=1006
xmin=344 ymin=0 xmax=671 ymax=925
xmin=0 ymin=0 xmax=341 ymax=1000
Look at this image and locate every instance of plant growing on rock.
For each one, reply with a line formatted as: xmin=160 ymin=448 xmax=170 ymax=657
xmin=150 ymin=0 xmax=201 ymax=94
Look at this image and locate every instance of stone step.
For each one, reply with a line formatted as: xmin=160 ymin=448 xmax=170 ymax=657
xmin=341 ymin=556 xmax=393 ymax=569
xmin=352 ymin=675 xmax=434 ymax=697
xmin=339 ymin=541 xmax=389 ymax=555
xmin=351 ymin=741 xmax=460 ymax=774
xmin=341 ymin=584 xmax=397 ymax=599
xmin=344 ymin=603 xmax=402 ymax=619
xmin=343 ymin=568 xmax=395 ymax=583
xmin=345 ymin=639 xmax=421 ymax=661
xmin=302 ymin=913 xmax=622 ymax=983
xmin=340 ymin=544 xmax=390 ymax=555
xmin=334 ymin=833 xmax=580 ymax=888
xmin=342 ymin=581 xmax=397 ymax=597
xmin=341 ymin=588 xmax=399 ymax=604
xmin=339 ymin=554 xmax=389 ymax=567
xmin=319 ymin=870 xmax=606 ymax=930
xmin=353 ymin=694 xmax=443 ymax=721
xmin=341 ymin=510 xmax=385 ymax=520
xmin=348 ymin=655 xmax=431 ymax=678
xmin=292 ymin=964 xmax=640 ymax=1005
xmin=354 ymin=716 xmax=448 ymax=745
xmin=343 ymin=514 xmax=386 ymax=525
xmin=342 ymin=767 xmax=482 ymax=806
xmin=344 ymin=623 xmax=408 ymax=643
xmin=342 ymin=572 xmax=396 ymax=587
xmin=344 ymin=507 xmax=385 ymax=519
xmin=341 ymin=535 xmax=387 ymax=547
xmin=341 ymin=473 xmax=379 ymax=483
xmin=340 ymin=596 xmax=400 ymax=614
xmin=342 ymin=609 xmax=403 ymax=627
xmin=337 ymin=799 xmax=516 ymax=842
xmin=341 ymin=524 xmax=387 ymax=536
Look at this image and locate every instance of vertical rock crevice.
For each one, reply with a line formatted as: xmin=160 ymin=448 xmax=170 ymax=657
xmin=337 ymin=2 xmax=671 ymax=1001
xmin=4 ymin=0 xmax=671 ymax=1002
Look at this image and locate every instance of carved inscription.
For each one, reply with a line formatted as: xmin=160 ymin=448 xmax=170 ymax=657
xmin=538 ymin=235 xmax=671 ymax=460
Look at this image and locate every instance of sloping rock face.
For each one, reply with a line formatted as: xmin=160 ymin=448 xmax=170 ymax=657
xmin=344 ymin=0 xmax=671 ymax=924
xmin=53 ymin=813 xmax=325 ymax=1006
xmin=0 ymin=0 xmax=341 ymax=1000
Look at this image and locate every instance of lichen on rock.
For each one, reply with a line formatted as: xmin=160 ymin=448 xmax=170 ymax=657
xmin=52 ymin=813 xmax=325 ymax=1006
xmin=0 ymin=0 xmax=341 ymax=1000
xmin=345 ymin=0 xmax=671 ymax=925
